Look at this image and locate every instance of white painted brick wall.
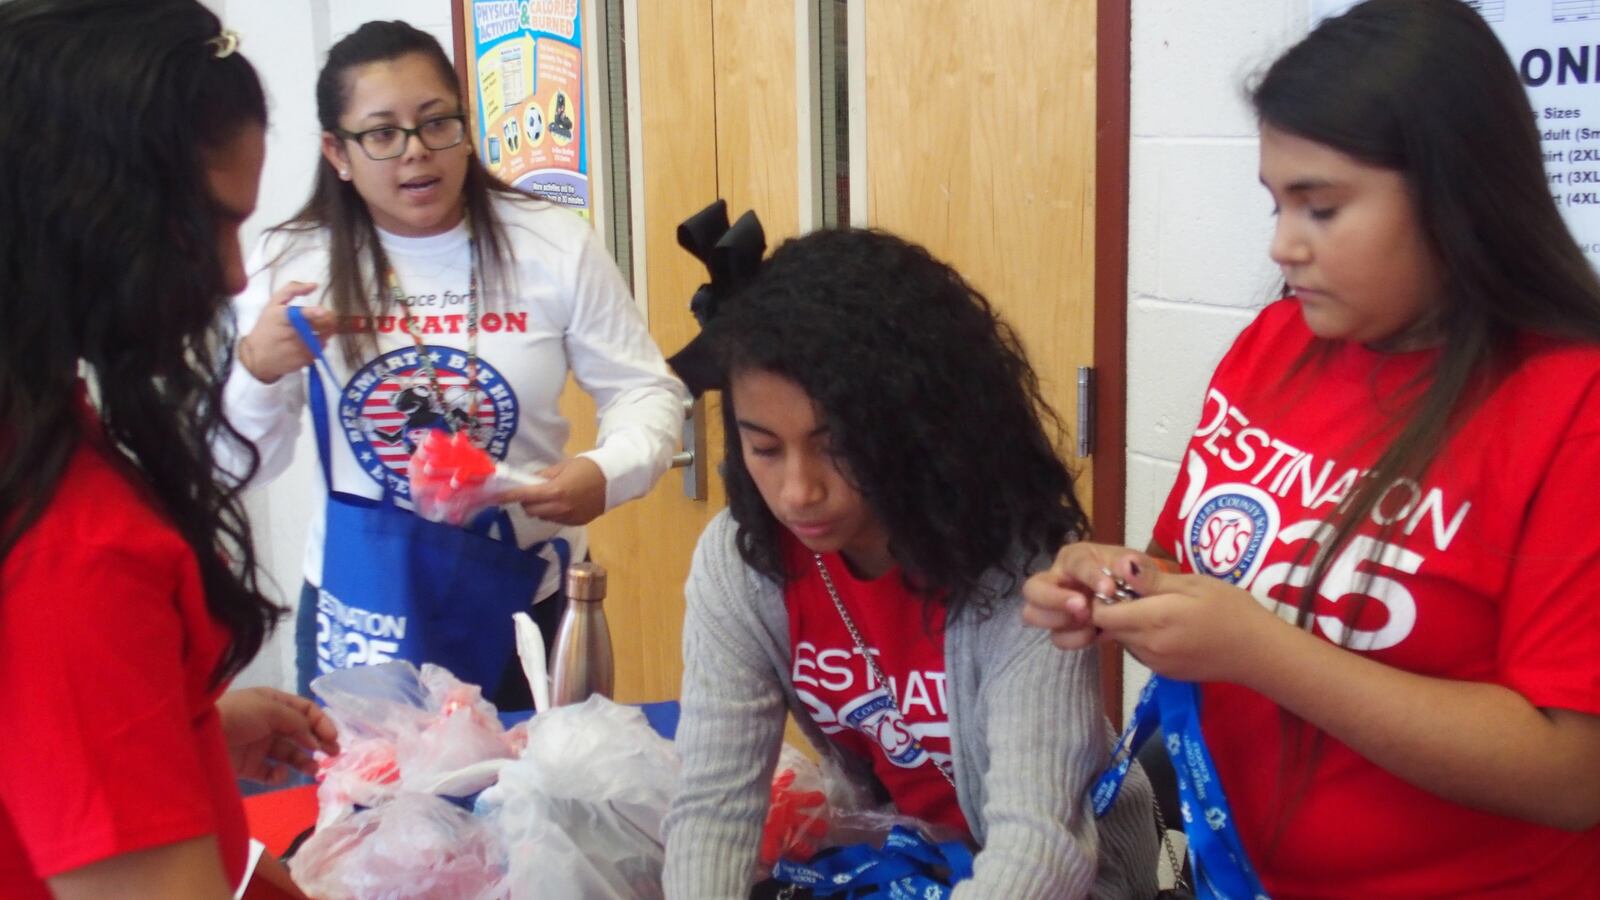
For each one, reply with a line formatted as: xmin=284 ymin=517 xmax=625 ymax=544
xmin=1122 ymin=0 xmax=1314 ymax=717
xmin=327 ymin=0 xmax=456 ymax=65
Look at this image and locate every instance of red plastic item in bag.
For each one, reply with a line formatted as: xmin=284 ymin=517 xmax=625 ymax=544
xmin=409 ymin=429 xmax=547 ymax=525
xmin=409 ymin=430 xmax=496 ymax=525
xmin=760 ymin=767 xmax=829 ymax=865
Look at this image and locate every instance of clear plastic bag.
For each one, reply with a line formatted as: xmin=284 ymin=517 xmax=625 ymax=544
xmin=311 ymin=661 xmax=517 ymax=829
xmin=409 ymin=429 xmax=546 ymax=525
xmin=288 ymin=792 xmax=509 ymax=900
xmin=475 ymin=695 xmax=680 ymax=900
xmin=823 ymin=804 xmax=970 ymax=851
xmin=766 ymin=743 xmax=970 ymax=859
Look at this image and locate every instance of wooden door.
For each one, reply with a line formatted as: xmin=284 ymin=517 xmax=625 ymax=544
xmin=858 ymin=0 xmax=1127 ymax=713
xmin=550 ymin=0 xmax=1122 ymax=710
xmin=860 ymin=0 xmax=1099 ymax=510
xmin=555 ymin=0 xmax=802 ymax=703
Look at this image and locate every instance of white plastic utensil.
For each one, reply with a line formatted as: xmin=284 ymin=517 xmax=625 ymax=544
xmin=490 ymin=463 xmax=549 ymax=491
xmin=513 ymin=611 xmax=551 ymax=713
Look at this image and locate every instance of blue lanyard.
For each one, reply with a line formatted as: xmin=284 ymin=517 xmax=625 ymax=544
xmin=771 ymin=825 xmax=974 ymax=898
xmin=1094 ymin=675 xmax=1271 ymax=900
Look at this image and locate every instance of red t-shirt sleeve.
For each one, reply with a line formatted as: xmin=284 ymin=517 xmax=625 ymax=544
xmin=1498 ymin=390 xmax=1600 ymax=715
xmin=0 ymin=529 xmax=221 ymax=879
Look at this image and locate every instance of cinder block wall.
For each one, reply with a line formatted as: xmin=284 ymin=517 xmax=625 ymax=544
xmin=1122 ymin=1 xmax=1313 ymax=717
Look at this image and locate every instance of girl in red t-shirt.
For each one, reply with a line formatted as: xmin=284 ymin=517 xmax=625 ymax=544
xmin=1025 ymin=1 xmax=1600 ymax=897
xmin=0 ymin=2 xmax=337 ymax=898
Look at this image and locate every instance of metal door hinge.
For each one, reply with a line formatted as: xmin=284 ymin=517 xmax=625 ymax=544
xmin=1076 ymin=366 xmax=1095 ymax=458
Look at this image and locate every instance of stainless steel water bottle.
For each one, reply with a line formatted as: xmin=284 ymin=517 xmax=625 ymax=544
xmin=550 ymin=561 xmax=615 ymax=705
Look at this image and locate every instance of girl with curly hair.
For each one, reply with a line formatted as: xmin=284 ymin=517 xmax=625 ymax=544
xmin=662 ymin=227 xmax=1158 ymax=898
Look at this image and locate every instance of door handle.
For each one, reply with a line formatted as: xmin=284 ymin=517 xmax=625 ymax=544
xmin=669 ymin=397 xmax=708 ymax=500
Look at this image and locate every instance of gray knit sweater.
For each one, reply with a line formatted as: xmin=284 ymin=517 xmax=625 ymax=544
xmin=662 ymin=510 xmax=1159 ymax=899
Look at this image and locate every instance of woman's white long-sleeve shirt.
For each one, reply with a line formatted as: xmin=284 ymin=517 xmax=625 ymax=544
xmin=219 ymin=196 xmax=689 ymax=597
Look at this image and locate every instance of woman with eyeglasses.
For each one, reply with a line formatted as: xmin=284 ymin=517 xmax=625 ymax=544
xmin=220 ymin=20 xmax=688 ymax=707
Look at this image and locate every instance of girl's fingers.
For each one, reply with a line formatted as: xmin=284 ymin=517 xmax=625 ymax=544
xmin=1108 ymin=551 xmax=1146 ymax=589
xmin=271 ymin=737 xmax=315 ymax=776
xmin=1047 ymin=627 xmax=1099 ymax=651
xmin=270 ymin=280 xmax=319 ymax=305
xmin=300 ymin=305 xmax=337 ymax=338
xmin=1053 ymin=543 xmax=1132 ymax=598
xmin=1022 ymin=593 xmax=1078 ymax=630
xmin=308 ymin=710 xmax=340 ymax=754
xmin=268 ymin=691 xmax=340 ymax=755
xmin=1023 ymin=574 xmax=1092 ymax=618
xmin=499 ymin=481 xmax=554 ymax=505
xmin=517 ymin=497 xmax=566 ymax=520
xmin=1089 ymin=593 xmax=1161 ymax=642
xmin=1021 ymin=571 xmax=1066 ymax=607
xmin=1093 ymin=590 xmax=1187 ymax=646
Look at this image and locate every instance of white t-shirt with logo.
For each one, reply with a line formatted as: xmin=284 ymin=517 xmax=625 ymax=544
xmin=220 ymin=195 xmax=689 ymax=599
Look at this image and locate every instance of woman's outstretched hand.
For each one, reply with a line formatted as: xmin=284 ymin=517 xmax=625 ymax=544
xmin=217 ymin=687 xmax=340 ymax=786
xmin=499 ymin=456 xmax=608 ymax=526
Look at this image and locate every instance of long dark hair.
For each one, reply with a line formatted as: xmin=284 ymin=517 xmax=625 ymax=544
xmin=0 ymin=0 xmax=278 ymax=684
xmin=1250 ymin=0 xmax=1600 ymax=843
xmin=709 ymin=228 xmax=1089 ymax=621
xmin=276 ymin=20 xmax=532 ymax=370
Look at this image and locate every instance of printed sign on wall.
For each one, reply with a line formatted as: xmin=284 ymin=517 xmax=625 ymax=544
xmin=1313 ymin=1 xmax=1600 ymax=267
xmin=463 ymin=1 xmax=589 ymax=215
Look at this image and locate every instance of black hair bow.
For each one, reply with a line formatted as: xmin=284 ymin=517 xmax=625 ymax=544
xmin=665 ymin=200 xmax=767 ymax=397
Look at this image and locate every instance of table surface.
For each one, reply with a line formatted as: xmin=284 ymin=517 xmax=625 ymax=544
xmin=499 ymin=698 xmax=679 ymax=739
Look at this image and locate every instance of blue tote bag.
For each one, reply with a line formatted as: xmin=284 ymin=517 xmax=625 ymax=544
xmin=289 ymin=308 xmax=568 ymax=695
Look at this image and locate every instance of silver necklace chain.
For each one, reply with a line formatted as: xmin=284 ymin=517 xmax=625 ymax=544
xmin=811 ymin=553 xmax=957 ymax=789
xmin=814 ymin=555 xmax=1184 ymax=886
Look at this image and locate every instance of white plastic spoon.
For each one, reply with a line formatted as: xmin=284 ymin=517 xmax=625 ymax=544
xmin=513 ymin=610 xmax=551 ymax=714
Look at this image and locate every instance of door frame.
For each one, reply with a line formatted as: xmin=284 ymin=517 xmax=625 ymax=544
xmin=1094 ymin=0 xmax=1132 ymax=725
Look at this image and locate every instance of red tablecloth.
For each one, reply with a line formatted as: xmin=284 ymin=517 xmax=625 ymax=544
xmin=244 ymin=784 xmax=319 ymax=858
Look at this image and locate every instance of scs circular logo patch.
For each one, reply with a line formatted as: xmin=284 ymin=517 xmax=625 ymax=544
xmin=338 ymin=345 xmax=519 ymax=495
xmin=1185 ymin=483 xmax=1280 ymax=587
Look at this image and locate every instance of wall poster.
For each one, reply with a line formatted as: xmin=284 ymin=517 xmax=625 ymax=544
xmin=459 ymin=1 xmax=590 ymax=216
xmin=1313 ymin=0 xmax=1600 ymax=267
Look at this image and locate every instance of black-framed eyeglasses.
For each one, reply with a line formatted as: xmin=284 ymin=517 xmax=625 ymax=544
xmin=335 ymin=114 xmax=468 ymax=161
